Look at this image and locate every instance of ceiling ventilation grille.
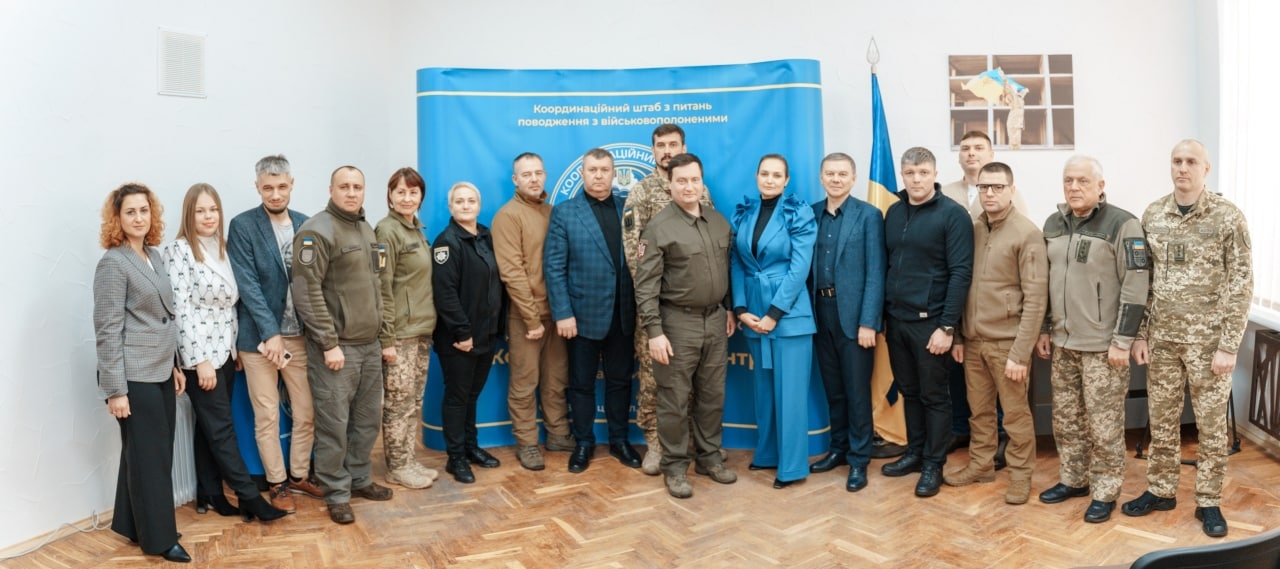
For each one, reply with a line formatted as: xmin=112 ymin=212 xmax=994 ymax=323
xmin=157 ymin=29 xmax=206 ymax=98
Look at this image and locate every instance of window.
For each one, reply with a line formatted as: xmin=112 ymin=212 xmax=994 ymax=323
xmin=1220 ymin=0 xmax=1280 ymax=328
xmin=948 ymin=54 xmax=1075 ymax=150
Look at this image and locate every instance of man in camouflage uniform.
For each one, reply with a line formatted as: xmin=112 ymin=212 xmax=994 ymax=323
xmin=1035 ymin=156 xmax=1148 ymax=524
xmin=623 ymin=123 xmax=714 ymax=475
xmin=1121 ymin=140 xmax=1253 ymax=538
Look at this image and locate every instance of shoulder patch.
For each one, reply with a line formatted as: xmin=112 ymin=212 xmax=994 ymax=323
xmin=299 ymin=237 xmax=316 ymax=265
xmin=637 ymin=241 xmax=646 ymax=259
xmin=623 ymin=208 xmax=634 ymax=230
xmin=433 ymin=246 xmax=450 ymax=265
xmin=1123 ymin=237 xmax=1149 ymax=270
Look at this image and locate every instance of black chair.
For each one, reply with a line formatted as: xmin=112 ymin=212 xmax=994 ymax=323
xmin=1129 ymin=527 xmax=1280 ymax=569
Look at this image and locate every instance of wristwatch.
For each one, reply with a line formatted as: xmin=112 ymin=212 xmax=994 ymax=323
xmin=940 ymin=326 xmax=955 ymax=336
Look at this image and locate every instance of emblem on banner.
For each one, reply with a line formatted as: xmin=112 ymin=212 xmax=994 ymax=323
xmin=550 ymin=142 xmax=654 ymax=205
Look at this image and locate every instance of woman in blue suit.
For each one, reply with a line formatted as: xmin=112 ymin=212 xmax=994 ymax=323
xmin=93 ymin=184 xmax=190 ymax=563
xmin=731 ymin=154 xmax=818 ymax=489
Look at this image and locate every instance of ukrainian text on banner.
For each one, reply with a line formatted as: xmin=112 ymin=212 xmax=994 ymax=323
xmin=416 ymin=59 xmax=829 ymax=452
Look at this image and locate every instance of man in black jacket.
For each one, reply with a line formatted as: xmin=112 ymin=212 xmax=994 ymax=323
xmin=879 ymin=147 xmax=974 ymax=498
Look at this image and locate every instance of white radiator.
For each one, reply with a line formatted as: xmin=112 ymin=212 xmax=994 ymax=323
xmin=171 ymin=392 xmax=196 ymax=506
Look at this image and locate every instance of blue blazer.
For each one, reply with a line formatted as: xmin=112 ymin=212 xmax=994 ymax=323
xmin=731 ymin=192 xmax=818 ymax=338
xmin=809 ymin=197 xmax=887 ymax=340
xmin=227 ymin=206 xmax=309 ymax=352
xmin=543 ymin=191 xmax=635 ymax=340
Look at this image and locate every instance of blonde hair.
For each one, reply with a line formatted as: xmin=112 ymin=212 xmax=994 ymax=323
xmin=176 ymin=183 xmax=226 ymax=263
xmin=99 ymin=183 xmax=164 ymax=249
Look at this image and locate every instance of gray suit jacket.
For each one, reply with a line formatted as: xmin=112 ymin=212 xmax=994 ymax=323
xmin=93 ymin=245 xmax=179 ymax=400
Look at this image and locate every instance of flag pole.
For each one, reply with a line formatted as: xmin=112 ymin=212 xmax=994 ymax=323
xmin=865 ymin=36 xmax=908 ymax=447
xmin=867 ymin=37 xmax=879 ymax=73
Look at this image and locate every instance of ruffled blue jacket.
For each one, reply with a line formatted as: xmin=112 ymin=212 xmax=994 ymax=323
xmin=730 ymin=191 xmax=818 ymax=342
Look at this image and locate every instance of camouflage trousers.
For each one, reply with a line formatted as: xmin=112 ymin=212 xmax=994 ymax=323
xmin=1050 ymin=347 xmax=1129 ymax=502
xmin=1145 ymin=339 xmax=1232 ymax=506
xmin=634 ymin=326 xmax=658 ymax=439
xmin=382 ymin=336 xmax=430 ymax=471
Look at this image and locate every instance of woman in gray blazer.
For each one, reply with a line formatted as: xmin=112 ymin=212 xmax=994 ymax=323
xmin=163 ymin=183 xmax=286 ymax=523
xmin=93 ymin=183 xmax=190 ymax=563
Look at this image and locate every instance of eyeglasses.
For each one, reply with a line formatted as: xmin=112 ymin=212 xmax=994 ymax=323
xmin=977 ymin=184 xmax=1009 ymax=194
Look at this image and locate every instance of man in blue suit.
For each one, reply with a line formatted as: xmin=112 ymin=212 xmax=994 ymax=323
xmin=544 ymin=148 xmax=640 ymax=473
xmin=227 ymin=154 xmax=322 ymax=512
xmin=808 ymin=153 xmax=887 ymax=493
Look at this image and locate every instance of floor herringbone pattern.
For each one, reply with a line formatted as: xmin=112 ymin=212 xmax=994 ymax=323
xmin=6 ymin=430 xmax=1280 ymax=568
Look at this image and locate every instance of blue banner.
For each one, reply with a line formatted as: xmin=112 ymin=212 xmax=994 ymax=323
xmin=416 ymin=59 xmax=829 ymax=453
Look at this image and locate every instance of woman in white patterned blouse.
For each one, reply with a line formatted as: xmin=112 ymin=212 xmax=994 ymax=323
xmin=163 ymin=183 xmax=286 ymax=523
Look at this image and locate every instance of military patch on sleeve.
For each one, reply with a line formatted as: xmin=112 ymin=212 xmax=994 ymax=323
xmin=623 ymin=208 xmax=634 ymax=230
xmin=433 ymin=246 xmax=450 ymax=264
xmin=1238 ymin=229 xmax=1251 ymax=250
xmin=637 ymin=241 xmax=646 ymax=259
xmin=1123 ymin=237 xmax=1149 ymax=270
xmin=299 ymin=237 xmax=316 ymax=265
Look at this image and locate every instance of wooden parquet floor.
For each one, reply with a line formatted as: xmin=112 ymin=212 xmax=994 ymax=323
xmin=7 ymin=431 xmax=1280 ymax=568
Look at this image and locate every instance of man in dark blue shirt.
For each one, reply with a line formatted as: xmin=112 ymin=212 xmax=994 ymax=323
xmin=807 ymin=153 xmax=886 ymax=493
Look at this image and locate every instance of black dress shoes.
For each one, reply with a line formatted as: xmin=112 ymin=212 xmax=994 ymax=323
xmin=1084 ymin=500 xmax=1116 ymax=523
xmin=446 ymin=456 xmax=476 ymax=484
xmin=915 ymin=465 xmax=942 ymax=497
xmin=1196 ymin=506 xmax=1229 ymax=538
xmin=846 ymin=466 xmax=868 ymax=492
xmin=748 ymin=463 xmax=775 ymax=471
xmin=809 ymin=452 xmax=847 ymax=473
xmin=161 ymin=543 xmax=192 ymax=563
xmin=609 ymin=443 xmax=642 ymax=468
xmin=773 ymin=477 xmax=799 ymax=489
xmin=870 ymin=434 xmax=908 ymax=459
xmin=568 ymin=444 xmax=594 ymax=473
xmin=945 ymin=434 xmax=971 ymax=454
xmin=466 ymin=447 xmax=501 ymax=468
xmin=1121 ymin=491 xmax=1177 ymax=517
xmin=881 ymin=453 xmax=923 ymax=477
xmin=1038 ymin=483 xmax=1090 ymax=504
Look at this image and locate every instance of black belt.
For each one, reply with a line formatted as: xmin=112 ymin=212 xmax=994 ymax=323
xmin=816 ymin=287 xmax=836 ymax=297
xmin=661 ymin=302 xmax=722 ymax=316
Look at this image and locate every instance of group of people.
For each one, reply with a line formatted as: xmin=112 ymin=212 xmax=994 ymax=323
xmin=91 ymin=125 xmax=1252 ymax=562
xmin=852 ymin=132 xmax=1251 ymax=542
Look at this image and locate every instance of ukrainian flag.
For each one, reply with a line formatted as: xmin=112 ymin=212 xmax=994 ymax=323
xmin=867 ymin=71 xmax=907 ymax=445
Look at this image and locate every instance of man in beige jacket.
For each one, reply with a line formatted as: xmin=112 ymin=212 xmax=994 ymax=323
xmin=492 ymin=152 xmax=574 ymax=470
xmin=943 ymin=162 xmax=1047 ymax=505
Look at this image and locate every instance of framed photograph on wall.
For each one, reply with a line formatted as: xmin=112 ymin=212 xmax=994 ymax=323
xmin=948 ymin=54 xmax=1074 ymax=150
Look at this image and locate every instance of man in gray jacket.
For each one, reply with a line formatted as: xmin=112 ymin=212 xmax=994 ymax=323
xmin=1034 ymin=155 xmax=1149 ymax=524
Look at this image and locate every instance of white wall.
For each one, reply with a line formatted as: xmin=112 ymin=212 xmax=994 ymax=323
xmin=0 ymin=0 xmax=395 ymax=550
xmin=386 ymin=0 xmax=1209 ymax=222
xmin=0 ymin=0 xmax=1218 ymax=551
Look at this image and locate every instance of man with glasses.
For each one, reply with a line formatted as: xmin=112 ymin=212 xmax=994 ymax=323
xmin=942 ymin=162 xmax=1047 ymax=505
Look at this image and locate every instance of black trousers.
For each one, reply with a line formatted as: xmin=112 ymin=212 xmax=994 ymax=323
xmin=814 ymin=296 xmax=875 ymax=468
xmin=438 ymin=350 xmax=493 ymax=457
xmin=566 ymin=323 xmax=634 ymax=446
xmin=884 ymin=317 xmax=953 ymax=467
xmin=184 ymin=357 xmax=259 ymax=501
xmin=111 ymin=377 xmax=178 ymax=555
